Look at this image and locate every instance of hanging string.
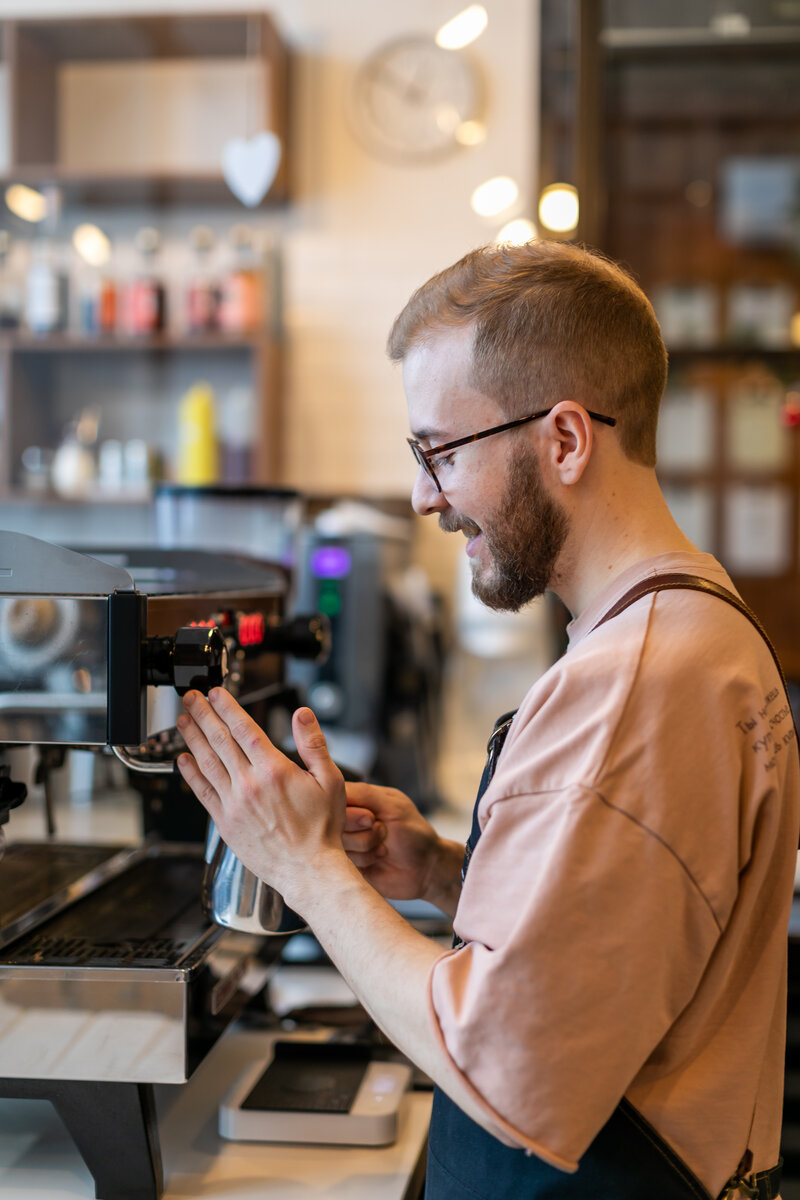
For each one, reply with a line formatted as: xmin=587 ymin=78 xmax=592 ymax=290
xmin=246 ymin=14 xmax=263 ymax=137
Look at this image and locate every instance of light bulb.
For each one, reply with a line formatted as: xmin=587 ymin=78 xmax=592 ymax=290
xmin=5 ymin=184 xmax=47 ymax=223
xmin=496 ymin=218 xmax=537 ymax=245
xmin=538 ymin=183 xmax=579 ymax=233
xmin=471 ymin=176 xmax=519 ymax=218
xmin=436 ymin=6 xmax=488 ymax=50
xmin=455 ymin=119 xmax=486 ymax=147
xmin=72 ymin=224 xmax=111 ymax=267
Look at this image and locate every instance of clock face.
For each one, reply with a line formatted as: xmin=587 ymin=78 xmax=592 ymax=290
xmin=351 ymin=36 xmax=482 ymax=163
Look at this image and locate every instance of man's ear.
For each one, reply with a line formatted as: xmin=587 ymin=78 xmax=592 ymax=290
xmin=544 ymin=403 xmax=593 ymax=486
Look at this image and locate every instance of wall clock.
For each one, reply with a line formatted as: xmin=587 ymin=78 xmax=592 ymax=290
xmin=350 ymin=36 xmax=483 ymax=164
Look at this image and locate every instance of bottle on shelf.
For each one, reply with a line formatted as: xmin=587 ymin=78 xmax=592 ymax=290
xmin=176 ymin=381 xmax=219 ymax=485
xmin=127 ymin=226 xmax=167 ymax=336
xmin=220 ymin=385 xmax=256 ymax=483
xmin=0 ymin=231 xmax=22 ymax=330
xmin=24 ymin=185 xmax=69 ymax=336
xmin=73 ymin=223 xmax=117 ymax=337
xmin=185 ymin=225 xmax=219 ymax=334
xmin=50 ymin=409 xmax=99 ymax=498
xmin=79 ymin=271 xmax=118 ymax=337
xmin=217 ymin=224 xmax=262 ymax=335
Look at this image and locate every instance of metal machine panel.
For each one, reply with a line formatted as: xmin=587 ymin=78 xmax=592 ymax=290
xmin=0 ymin=844 xmax=270 ymax=1084
xmin=0 ymin=595 xmax=110 ymax=745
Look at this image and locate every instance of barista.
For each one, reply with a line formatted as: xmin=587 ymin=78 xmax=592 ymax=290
xmin=175 ymin=241 xmax=799 ymax=1200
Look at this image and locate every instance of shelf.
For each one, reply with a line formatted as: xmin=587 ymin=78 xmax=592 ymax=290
xmin=604 ymin=113 xmax=800 ymax=131
xmin=0 ymin=488 xmax=153 ymax=506
xmin=666 ymin=344 xmax=800 ymax=360
xmin=0 ymin=331 xmax=269 ymax=354
xmin=3 ymin=12 xmax=290 ymax=207
xmin=601 ymin=26 xmax=800 ymax=58
xmin=539 ymin=0 xmax=800 ymax=671
xmin=8 ymin=14 xmax=275 ymax=62
xmin=0 ymin=11 xmax=289 ymax=498
xmin=0 ymin=170 xmax=289 ymax=209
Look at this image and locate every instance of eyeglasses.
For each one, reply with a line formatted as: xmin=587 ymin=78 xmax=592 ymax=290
xmin=407 ymin=407 xmax=617 ymax=493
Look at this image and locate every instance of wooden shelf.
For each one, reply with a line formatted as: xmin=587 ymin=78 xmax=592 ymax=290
xmin=0 ymin=331 xmax=269 ymax=354
xmin=2 ymin=12 xmax=290 ymax=206
xmin=8 ymin=14 xmax=276 ymax=62
xmin=0 ymin=11 xmax=290 ymax=496
xmin=539 ymin=0 xmax=800 ymax=671
xmin=666 ymin=344 xmax=800 ymax=360
xmin=0 ymin=170 xmax=288 ymax=209
xmin=601 ymin=27 xmax=800 ymax=59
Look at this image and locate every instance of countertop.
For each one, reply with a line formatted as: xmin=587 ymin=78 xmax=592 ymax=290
xmin=0 ymin=1019 xmax=432 ymax=1199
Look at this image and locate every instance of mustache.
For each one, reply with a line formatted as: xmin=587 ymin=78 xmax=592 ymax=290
xmin=439 ymin=511 xmax=481 ymax=538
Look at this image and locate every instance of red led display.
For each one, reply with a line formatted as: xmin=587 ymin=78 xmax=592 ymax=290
xmin=238 ymin=612 xmax=266 ymax=648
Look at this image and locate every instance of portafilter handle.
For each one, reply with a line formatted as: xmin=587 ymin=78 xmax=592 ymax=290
xmin=261 ymin=613 xmax=331 ymax=663
xmin=115 ymin=625 xmax=229 ymax=774
xmin=144 ymin=625 xmax=229 ymax=696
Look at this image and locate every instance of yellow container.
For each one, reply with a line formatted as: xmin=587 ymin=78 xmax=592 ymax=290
xmin=176 ymin=381 xmax=218 ymax=484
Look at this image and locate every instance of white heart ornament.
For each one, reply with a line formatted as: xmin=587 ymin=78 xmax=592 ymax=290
xmin=221 ymin=132 xmax=282 ymax=207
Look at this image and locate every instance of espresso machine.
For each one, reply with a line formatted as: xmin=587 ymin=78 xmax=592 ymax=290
xmin=0 ymin=530 xmax=329 ymax=1200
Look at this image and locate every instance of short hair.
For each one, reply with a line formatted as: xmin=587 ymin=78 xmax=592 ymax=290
xmin=387 ymin=240 xmax=667 ymax=467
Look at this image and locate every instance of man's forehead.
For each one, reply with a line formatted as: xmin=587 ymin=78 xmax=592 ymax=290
xmin=403 ymin=325 xmax=497 ymax=441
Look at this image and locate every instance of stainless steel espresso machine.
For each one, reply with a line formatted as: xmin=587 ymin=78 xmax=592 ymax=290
xmin=0 ymin=530 xmax=329 ymax=1200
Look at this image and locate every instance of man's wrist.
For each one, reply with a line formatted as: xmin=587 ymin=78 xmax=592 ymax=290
xmin=281 ymin=846 xmax=359 ymax=918
xmin=420 ymin=837 xmax=464 ymax=915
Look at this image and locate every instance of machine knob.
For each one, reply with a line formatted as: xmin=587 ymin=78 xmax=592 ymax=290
xmin=262 ymin=614 xmax=331 ymax=663
xmin=145 ymin=626 xmax=229 ymax=696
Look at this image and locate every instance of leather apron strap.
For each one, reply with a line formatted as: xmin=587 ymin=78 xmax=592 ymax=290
xmin=592 ymin=572 xmax=789 ymax=698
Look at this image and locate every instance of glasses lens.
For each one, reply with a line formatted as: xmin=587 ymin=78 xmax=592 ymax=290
xmin=409 ymin=441 xmax=441 ymax=492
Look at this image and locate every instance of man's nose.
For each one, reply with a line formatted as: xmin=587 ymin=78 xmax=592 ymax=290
xmin=411 ymin=466 xmax=447 ymax=516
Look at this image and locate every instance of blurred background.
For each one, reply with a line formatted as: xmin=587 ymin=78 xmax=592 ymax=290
xmin=2 ymin=0 xmax=800 ymax=1181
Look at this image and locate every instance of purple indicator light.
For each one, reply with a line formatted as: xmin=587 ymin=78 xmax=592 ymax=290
xmin=310 ymin=545 xmax=352 ymax=579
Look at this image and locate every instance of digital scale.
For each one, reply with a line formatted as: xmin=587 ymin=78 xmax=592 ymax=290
xmin=219 ymin=1040 xmax=412 ymax=1146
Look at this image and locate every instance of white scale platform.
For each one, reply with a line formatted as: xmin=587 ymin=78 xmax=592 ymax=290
xmin=220 ymin=1039 xmax=412 ymax=1146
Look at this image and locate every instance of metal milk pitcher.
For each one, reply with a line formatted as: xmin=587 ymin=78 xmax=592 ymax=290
xmin=201 ymin=821 xmax=306 ymax=935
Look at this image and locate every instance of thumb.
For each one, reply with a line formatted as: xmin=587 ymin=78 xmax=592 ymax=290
xmin=292 ymin=707 xmax=339 ymax=787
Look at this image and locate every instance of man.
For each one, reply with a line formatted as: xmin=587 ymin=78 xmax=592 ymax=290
xmin=176 ymin=241 xmax=799 ymax=1199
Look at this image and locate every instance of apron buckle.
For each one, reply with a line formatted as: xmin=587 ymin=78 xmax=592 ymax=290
xmin=719 ymin=1150 xmax=759 ymax=1200
xmin=721 ymin=1179 xmax=758 ymax=1200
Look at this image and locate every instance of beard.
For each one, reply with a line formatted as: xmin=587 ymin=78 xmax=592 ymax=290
xmin=440 ymin=443 xmax=570 ymax=612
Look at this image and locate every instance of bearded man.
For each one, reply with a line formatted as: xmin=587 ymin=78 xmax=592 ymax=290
xmin=175 ymin=241 xmax=799 ymax=1200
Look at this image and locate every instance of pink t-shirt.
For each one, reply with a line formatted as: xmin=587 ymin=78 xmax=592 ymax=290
xmin=428 ymin=552 xmax=800 ymax=1196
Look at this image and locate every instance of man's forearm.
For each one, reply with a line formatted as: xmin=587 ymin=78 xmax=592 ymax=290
xmin=288 ymin=850 xmax=519 ymax=1144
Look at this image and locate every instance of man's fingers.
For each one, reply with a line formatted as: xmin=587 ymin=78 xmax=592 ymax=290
xmin=181 ymin=689 xmax=255 ymax=772
xmin=342 ymin=821 xmax=387 ymax=854
xmin=346 ymin=846 xmax=388 ymax=870
xmin=345 ymin=782 xmax=382 ymax=812
xmin=176 ymin=712 xmax=233 ymax=796
xmin=176 ymin=752 xmax=223 ymax=819
xmin=291 ymin=707 xmax=341 ymax=789
xmin=344 ymin=805 xmax=378 ymax=832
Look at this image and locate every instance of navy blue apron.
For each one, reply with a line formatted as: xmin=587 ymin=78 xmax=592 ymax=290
xmin=425 ymin=700 xmax=783 ymax=1200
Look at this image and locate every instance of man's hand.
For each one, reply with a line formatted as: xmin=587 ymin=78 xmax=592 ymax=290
xmin=343 ymin=782 xmax=464 ymax=916
xmin=176 ymin=689 xmax=346 ymax=910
